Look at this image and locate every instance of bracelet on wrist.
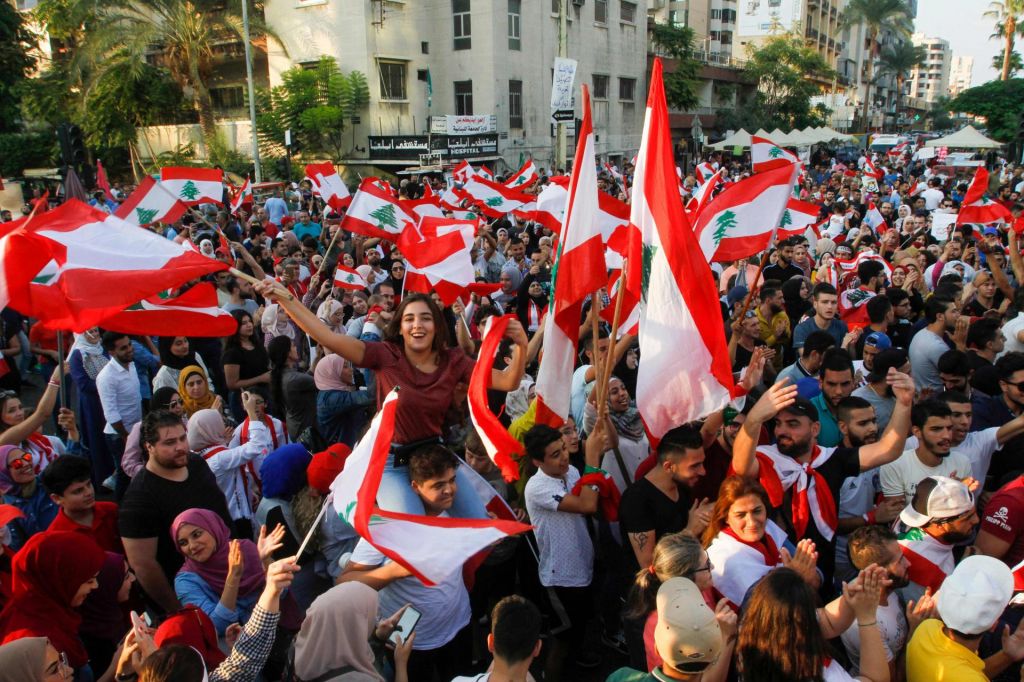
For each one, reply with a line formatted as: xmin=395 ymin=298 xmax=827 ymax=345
xmin=857 ymin=620 xmax=877 ymax=627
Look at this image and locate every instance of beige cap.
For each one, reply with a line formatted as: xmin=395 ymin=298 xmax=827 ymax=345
xmin=654 ymin=577 xmax=722 ymax=674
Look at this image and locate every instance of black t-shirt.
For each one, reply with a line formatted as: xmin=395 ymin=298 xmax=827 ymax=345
xmin=222 ymin=343 xmax=269 ymax=382
xmin=618 ymin=477 xmax=693 ymax=575
xmin=118 ymin=455 xmax=232 ymax=588
xmin=968 ymin=351 xmax=1001 ymax=397
xmin=691 ymin=440 xmax=732 ymax=502
xmin=762 ymin=262 xmax=804 ymax=284
xmin=732 ymin=340 xmax=766 ymax=373
xmin=767 ymin=445 xmax=860 ymax=586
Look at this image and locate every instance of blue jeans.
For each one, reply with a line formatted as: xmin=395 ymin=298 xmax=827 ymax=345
xmin=377 ymin=451 xmax=488 ymax=519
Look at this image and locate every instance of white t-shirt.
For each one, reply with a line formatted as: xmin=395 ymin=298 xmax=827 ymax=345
xmin=879 ymin=448 xmax=973 ymax=504
xmin=840 ymin=592 xmax=907 ymax=675
xmin=348 ymin=522 xmax=471 ymax=651
xmin=920 ymin=188 xmax=945 ymax=211
xmin=904 ymin=427 xmax=1001 ymax=483
xmin=524 ymin=466 xmax=594 ymax=588
xmin=1001 ymin=312 xmax=1024 ymax=357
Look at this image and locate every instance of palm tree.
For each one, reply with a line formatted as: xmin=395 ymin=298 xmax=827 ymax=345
xmin=841 ymin=0 xmax=914 ymax=133
xmin=876 ymin=42 xmax=925 ymax=128
xmin=78 ymin=0 xmax=277 ymax=150
xmin=986 ymin=0 xmax=1024 ymax=80
xmin=992 ymin=49 xmax=1023 ymax=76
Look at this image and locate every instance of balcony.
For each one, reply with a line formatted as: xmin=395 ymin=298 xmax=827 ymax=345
xmin=806 ymin=26 xmax=819 ymax=39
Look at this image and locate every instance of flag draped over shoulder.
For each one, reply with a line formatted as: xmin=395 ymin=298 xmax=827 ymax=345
xmin=625 ymin=58 xmax=736 ymax=441
xmin=534 ymin=85 xmax=605 ymax=428
xmin=330 ymin=389 xmax=530 ymax=586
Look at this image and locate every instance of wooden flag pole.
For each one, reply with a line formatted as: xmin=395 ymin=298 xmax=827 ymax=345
xmin=229 ymin=267 xmax=295 ymax=302
xmin=598 ymin=259 xmax=628 ymax=398
xmin=735 ymin=254 xmax=769 ymax=322
xmin=314 ymin=225 xmax=344 ymax=280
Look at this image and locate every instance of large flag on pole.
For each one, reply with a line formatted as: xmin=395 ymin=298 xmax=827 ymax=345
xmin=341 ymin=178 xmax=416 ymax=240
xmin=114 ymin=176 xmax=188 ymax=227
xmin=534 ymin=85 xmax=606 ymax=428
xmin=92 ymin=283 xmax=238 ymax=337
xmin=397 ymin=217 xmax=478 ymax=306
xmin=504 ymin=159 xmax=539 ymax=189
xmin=958 ymin=166 xmax=1013 ymax=225
xmin=228 ymin=178 xmax=253 ymax=216
xmin=751 ymin=136 xmax=800 ymax=173
xmin=96 ymin=160 xmax=114 ymax=201
xmin=626 ymin=58 xmax=736 ymax=441
xmin=330 ymin=389 xmax=530 ymax=586
xmin=305 ymin=162 xmax=352 ymax=210
xmin=691 ymin=163 xmax=799 ymax=263
xmin=160 ymin=167 xmax=224 ymax=205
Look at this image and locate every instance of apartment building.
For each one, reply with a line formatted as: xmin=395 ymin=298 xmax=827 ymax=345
xmin=733 ymin=0 xmax=845 ymax=68
xmin=949 ymin=55 xmax=973 ymax=98
xmin=262 ymin=0 xmax=648 ymax=171
xmin=908 ymin=33 xmax=950 ymax=104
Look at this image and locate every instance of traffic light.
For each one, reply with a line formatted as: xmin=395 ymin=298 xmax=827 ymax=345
xmin=56 ymin=123 xmax=86 ymax=170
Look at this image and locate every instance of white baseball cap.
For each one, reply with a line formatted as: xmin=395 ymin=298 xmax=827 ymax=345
xmin=937 ymin=555 xmax=1013 ymax=635
xmin=900 ymin=476 xmax=974 ymax=528
xmin=654 ymin=578 xmax=722 ymax=674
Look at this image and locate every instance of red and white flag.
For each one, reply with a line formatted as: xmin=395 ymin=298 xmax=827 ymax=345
xmin=861 ymin=201 xmax=887 ymax=234
xmin=458 ymin=175 xmax=533 ymax=218
xmin=468 ymin=315 xmax=525 ymax=482
xmin=96 ymin=159 xmax=114 ymax=201
xmin=333 ymin=264 xmax=369 ymax=291
xmin=3 ymin=201 xmax=226 ymax=330
xmin=93 ymin=282 xmax=238 ymax=337
xmin=160 ymin=167 xmax=223 ymax=205
xmin=341 ymin=178 xmax=416 ymax=241
xmin=706 ymin=520 xmax=790 ymax=607
xmin=625 ymin=59 xmax=735 ymax=441
xmin=229 ymin=178 xmax=253 ymax=216
xmin=695 ymin=161 xmax=716 ymax=183
xmin=899 ymin=527 xmax=954 ymax=594
xmin=452 ymin=160 xmax=475 ymax=184
xmin=864 ymin=157 xmax=884 ymax=181
xmin=477 ymin=165 xmax=494 ymax=181
xmin=534 ymin=178 xmax=569 ymax=232
xmin=692 ymin=163 xmax=799 ymax=263
xmin=402 ymin=196 xmax=447 ymax=222
xmin=398 ymin=216 xmax=477 ymax=306
xmin=114 ymin=176 xmax=188 ymax=227
xmin=504 ymin=159 xmax=538 ymax=189
xmin=686 ymin=168 xmax=724 ymax=215
xmin=751 ymin=136 xmax=799 ymax=173
xmin=958 ymin=166 xmax=1013 ymax=225
xmin=777 ymin=198 xmax=821 ymax=239
xmin=887 ymin=141 xmax=909 ymax=157
xmin=330 ymin=389 xmax=530 ymax=586
xmin=305 ymin=162 xmax=352 ymax=210
xmin=835 ymin=250 xmax=892 ymax=278
xmin=535 ymin=86 xmax=606 ymax=428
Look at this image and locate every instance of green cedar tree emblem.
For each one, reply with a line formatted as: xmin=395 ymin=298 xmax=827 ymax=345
xmin=369 ymin=204 xmax=398 ymax=230
xmin=135 ymin=207 xmax=159 ymax=225
xmin=712 ymin=210 xmax=737 ymax=246
xmin=485 ymin=197 xmax=504 ymax=207
xmin=779 ymin=210 xmax=792 ymax=228
xmin=768 ymin=146 xmax=783 ymax=159
xmin=641 ymin=243 xmax=658 ymax=302
xmin=178 ymin=180 xmax=200 ymax=201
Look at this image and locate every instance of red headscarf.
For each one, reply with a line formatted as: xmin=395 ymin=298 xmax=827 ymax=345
xmin=0 ymin=531 xmax=105 ymax=668
xmin=154 ymin=605 xmax=227 ymax=668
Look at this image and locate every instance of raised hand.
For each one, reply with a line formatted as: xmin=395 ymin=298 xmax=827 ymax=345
xmin=906 ymin=587 xmax=938 ymax=631
xmin=226 ymin=540 xmax=244 ymax=583
xmin=887 ymin=368 xmax=916 ymax=406
xmin=781 ymin=539 xmax=819 ymax=585
xmin=714 ymin=599 xmax=738 ymax=642
xmin=684 ymin=498 xmax=714 ymax=537
xmin=848 ymin=564 xmax=885 ymax=623
xmin=748 ymin=379 xmax=798 ymax=425
xmin=257 ymin=524 xmax=287 ymax=564
xmin=265 ymin=556 xmax=300 ymax=596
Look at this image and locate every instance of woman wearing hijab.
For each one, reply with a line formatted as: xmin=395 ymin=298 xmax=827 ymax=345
xmin=152 ymin=337 xmax=215 ymax=395
xmin=121 ymin=387 xmax=187 ymax=479
xmin=178 ymin=364 xmax=221 ymax=419
xmin=0 ymin=445 xmax=58 ymax=550
xmin=316 ymin=298 xmax=346 ymax=335
xmin=78 ymin=553 xmax=134 ymax=674
xmin=0 ymin=531 xmax=105 ymax=673
xmin=67 ymin=327 xmax=111 ymax=469
xmin=314 ymin=354 xmax=373 ymax=448
xmin=289 ymin=582 xmax=412 ymax=682
xmin=172 ymin=508 xmax=279 ymax=635
xmin=516 ymin=271 xmax=548 ymax=337
xmin=0 ymin=636 xmax=72 ymax=682
xmin=504 ymin=377 xmax=535 ymax=423
xmin=582 ymin=376 xmax=651 ymax=494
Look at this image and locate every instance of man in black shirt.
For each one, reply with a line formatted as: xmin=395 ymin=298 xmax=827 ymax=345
xmin=762 ymin=237 xmax=804 ymax=283
xmin=119 ymin=410 xmax=232 ymax=613
xmin=731 ymin=373 xmax=914 ymax=588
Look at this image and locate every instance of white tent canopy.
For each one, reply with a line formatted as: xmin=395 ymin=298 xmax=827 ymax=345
xmin=709 ymin=128 xmax=752 ymax=149
xmin=925 ymin=125 xmax=1002 ymax=149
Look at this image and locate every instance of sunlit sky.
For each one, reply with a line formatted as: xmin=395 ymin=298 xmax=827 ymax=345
xmin=914 ymin=0 xmax=1004 ymax=86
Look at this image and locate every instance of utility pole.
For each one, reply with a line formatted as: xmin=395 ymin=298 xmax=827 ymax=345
xmin=241 ymin=0 xmax=262 ymax=182
xmin=555 ymin=0 xmax=568 ymax=171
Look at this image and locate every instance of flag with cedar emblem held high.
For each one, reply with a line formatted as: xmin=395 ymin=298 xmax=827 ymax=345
xmin=958 ymin=166 xmax=1013 ymax=226
xmin=114 ymin=176 xmax=188 ymax=227
xmin=305 ymin=162 xmax=352 ymax=210
xmin=751 ymin=136 xmax=799 ymax=173
xmin=341 ymin=178 xmax=416 ymax=240
xmin=160 ymin=167 xmax=224 ymax=205
xmin=333 ymin=264 xmax=369 ymax=291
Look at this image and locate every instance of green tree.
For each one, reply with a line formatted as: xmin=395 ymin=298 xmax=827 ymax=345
xmin=0 ymin=0 xmax=37 ymax=133
xmin=741 ymin=35 xmax=836 ymax=130
xmin=986 ymin=0 xmax=1024 ymax=81
xmin=254 ymin=56 xmax=369 ymax=161
xmin=948 ymin=79 xmax=1024 ymax=140
xmin=993 ymin=50 xmax=1023 ymax=76
xmin=876 ymin=41 xmax=926 ymax=125
xmin=840 ymin=0 xmax=914 ymax=133
xmin=649 ymin=22 xmax=701 ymax=111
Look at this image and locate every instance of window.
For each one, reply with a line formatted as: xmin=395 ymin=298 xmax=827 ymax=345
xmin=595 ymin=0 xmax=607 ymax=22
xmin=210 ymin=86 xmax=244 ymax=109
xmin=378 ymin=61 xmax=407 ymax=100
xmin=593 ymin=74 xmax=609 ymax=99
xmin=508 ymin=0 xmax=521 ymax=50
xmin=453 ymin=0 xmax=471 ymax=50
xmin=620 ymin=0 xmax=636 ymax=23
xmin=509 ymin=80 xmax=523 ymax=128
xmin=710 ymin=30 xmax=720 ymax=40
xmin=551 ymin=0 xmax=559 ymax=12
xmin=454 ymin=80 xmax=473 ymax=115
xmin=421 ymin=41 xmax=429 ymax=54
xmin=710 ymin=9 xmax=720 ymax=19
xmin=618 ymin=77 xmax=635 ymax=101
xmin=720 ymin=31 xmax=733 ymax=45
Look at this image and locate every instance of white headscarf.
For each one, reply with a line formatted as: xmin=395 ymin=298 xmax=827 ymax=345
xmin=261 ymin=303 xmax=295 ymax=341
xmin=293 ymin=583 xmax=383 ymax=682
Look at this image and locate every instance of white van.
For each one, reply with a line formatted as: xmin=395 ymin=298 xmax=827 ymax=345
xmin=868 ymin=134 xmax=905 ymax=154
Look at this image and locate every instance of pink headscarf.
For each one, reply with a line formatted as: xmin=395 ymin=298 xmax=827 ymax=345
xmin=313 ymin=353 xmax=353 ymax=392
xmin=171 ymin=508 xmax=264 ymax=596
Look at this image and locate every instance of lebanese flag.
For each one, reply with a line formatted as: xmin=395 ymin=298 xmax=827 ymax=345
xmin=468 ymin=315 xmax=525 ymax=482
xmin=861 ymin=201 xmax=886 ymax=234
xmin=398 ymin=216 xmax=477 ymax=306
xmin=228 ymin=178 xmax=253 ymax=216
xmin=754 ymin=446 xmax=838 ymax=541
xmin=899 ymin=528 xmax=954 ymax=593
xmin=864 ymin=157 xmax=884 ymax=181
xmin=598 ymin=192 xmax=631 ymax=270
xmin=751 ymin=136 xmax=799 ymax=173
xmin=459 ymin=175 xmax=533 ymax=218
xmin=341 ymin=178 xmax=416 ymax=240
xmin=96 ymin=159 xmax=114 ymax=201
xmin=535 ymin=86 xmax=606 ymax=428
xmin=114 ymin=176 xmax=188 ymax=227
xmin=706 ymin=520 xmax=790 ymax=607
xmin=4 ymin=200 xmax=226 ymax=331
xmin=478 ymin=165 xmax=494 ymax=181
xmin=887 ymin=141 xmax=909 ymax=157
xmin=160 ymin=167 xmax=224 ymax=205
xmin=401 ymin=196 xmax=447 ymax=223
xmin=534 ymin=178 xmax=569 ymax=232
xmin=91 ymin=282 xmax=238 ymax=337
xmin=600 ymin=269 xmax=640 ymax=337
xmin=836 ymin=250 xmax=892 ymax=278
xmin=330 ymin=389 xmax=530 ymax=586
xmin=333 ymin=264 xmax=369 ymax=291
xmin=692 ymin=163 xmax=799 ymax=263
xmin=625 ymin=59 xmax=735 ymax=441
xmin=305 ymin=162 xmax=352 ymax=210
xmin=505 ymin=159 xmax=538 ymax=189
xmin=777 ymin=198 xmax=821 ymax=238
xmin=686 ymin=168 xmax=723 ymax=215
xmin=958 ymin=166 xmax=1013 ymax=225
xmin=452 ymin=160 xmax=475 ymax=184
xmin=695 ymin=161 xmax=716 ymax=183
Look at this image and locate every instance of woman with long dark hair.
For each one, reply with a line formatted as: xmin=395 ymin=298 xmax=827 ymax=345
xmin=152 ymin=337 xmax=215 ymax=395
xmin=267 ymin=336 xmax=316 ymax=441
xmin=223 ymin=310 xmax=270 ymax=421
xmin=253 ymin=281 xmax=527 ymax=517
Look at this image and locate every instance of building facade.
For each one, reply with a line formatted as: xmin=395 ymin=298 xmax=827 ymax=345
xmin=908 ymin=33 xmax=950 ymax=104
xmin=262 ymin=0 xmax=649 ymax=172
xmin=949 ymin=55 xmax=973 ymax=98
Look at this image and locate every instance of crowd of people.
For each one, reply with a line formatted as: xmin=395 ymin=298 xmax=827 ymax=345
xmin=1 ymin=142 xmax=1024 ymax=682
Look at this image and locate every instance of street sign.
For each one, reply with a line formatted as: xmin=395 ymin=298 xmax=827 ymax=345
xmin=551 ymin=109 xmax=574 ymax=124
